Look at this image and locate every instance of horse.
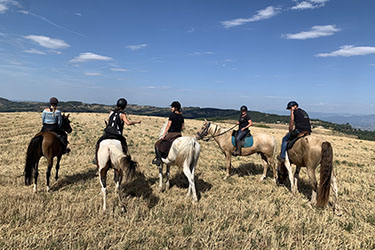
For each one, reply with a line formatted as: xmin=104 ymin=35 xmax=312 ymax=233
xmin=96 ymin=139 xmax=137 ymax=212
xmin=24 ymin=114 xmax=72 ymax=192
xmin=196 ymin=120 xmax=277 ymax=181
xmin=277 ymin=135 xmax=341 ymax=214
xmin=156 ymin=121 xmax=200 ymax=202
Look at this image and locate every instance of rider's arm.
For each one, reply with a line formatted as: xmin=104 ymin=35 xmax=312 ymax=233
xmin=181 ymin=122 xmax=185 ymax=131
xmin=162 ymin=120 xmax=172 ymax=139
xmin=241 ymin=119 xmax=252 ymax=130
xmin=56 ymin=110 xmax=62 ymax=128
xmin=289 ymin=110 xmax=294 ymax=132
xmin=121 ymin=113 xmax=141 ymax=126
xmin=41 ymin=110 xmax=46 ymax=124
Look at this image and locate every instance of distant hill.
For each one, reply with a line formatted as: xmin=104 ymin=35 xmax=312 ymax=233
xmin=1 ymin=97 xmax=375 ymax=141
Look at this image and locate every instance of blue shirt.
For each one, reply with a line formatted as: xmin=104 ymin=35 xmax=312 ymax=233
xmin=42 ymin=109 xmax=62 ymax=127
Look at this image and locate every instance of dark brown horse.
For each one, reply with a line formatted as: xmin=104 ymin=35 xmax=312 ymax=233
xmin=24 ymin=114 xmax=72 ymax=192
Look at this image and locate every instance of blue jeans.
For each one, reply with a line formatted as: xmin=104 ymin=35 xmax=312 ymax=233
xmin=236 ymin=130 xmax=248 ymax=145
xmin=280 ymin=132 xmax=291 ymax=159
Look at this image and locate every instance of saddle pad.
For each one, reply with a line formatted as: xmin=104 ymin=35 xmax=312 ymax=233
xmin=231 ymin=136 xmax=254 ymax=148
xmin=286 ymin=136 xmax=306 ymax=150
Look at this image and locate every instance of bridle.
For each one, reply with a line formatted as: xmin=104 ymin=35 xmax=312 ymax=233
xmin=197 ymin=122 xmax=237 ymax=142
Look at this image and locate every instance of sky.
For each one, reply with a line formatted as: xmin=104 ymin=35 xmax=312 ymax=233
xmin=0 ymin=0 xmax=375 ymax=115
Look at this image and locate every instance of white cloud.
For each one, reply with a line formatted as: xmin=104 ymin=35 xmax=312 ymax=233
xmin=110 ymin=68 xmax=128 ymax=72
xmin=316 ymin=45 xmax=375 ymax=57
xmin=0 ymin=3 xmax=8 ymax=13
xmin=84 ymin=72 xmax=102 ymax=76
xmin=75 ymin=12 xmax=82 ymax=16
xmin=70 ymin=52 xmax=112 ymax=63
xmin=127 ymin=44 xmax=148 ymax=50
xmin=291 ymin=0 xmax=329 ymax=10
xmin=0 ymin=0 xmax=19 ymax=14
xmin=24 ymin=35 xmax=70 ymax=49
xmin=191 ymin=51 xmax=215 ymax=55
xmin=222 ymin=6 xmax=281 ymax=28
xmin=284 ymin=25 xmax=340 ymax=39
xmin=24 ymin=48 xmax=46 ymax=55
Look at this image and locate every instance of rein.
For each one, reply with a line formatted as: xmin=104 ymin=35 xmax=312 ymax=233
xmin=203 ymin=124 xmax=237 ymax=142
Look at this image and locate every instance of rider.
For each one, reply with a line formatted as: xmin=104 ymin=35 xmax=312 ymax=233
xmin=278 ymin=101 xmax=311 ymax=162
xmin=152 ymin=101 xmax=184 ymax=166
xmin=41 ymin=97 xmax=70 ymax=154
xmin=233 ymin=105 xmax=252 ymax=156
xmin=97 ymin=98 xmax=141 ymax=155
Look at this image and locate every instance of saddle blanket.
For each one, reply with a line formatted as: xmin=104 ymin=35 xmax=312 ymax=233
xmin=231 ymin=136 xmax=254 ymax=148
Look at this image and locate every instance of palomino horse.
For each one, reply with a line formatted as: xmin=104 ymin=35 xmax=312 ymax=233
xmin=157 ymin=121 xmax=201 ymax=202
xmin=96 ymin=139 xmax=137 ymax=212
xmin=277 ymin=136 xmax=341 ymax=214
xmin=24 ymin=114 xmax=72 ymax=192
xmin=196 ymin=121 xmax=277 ymax=181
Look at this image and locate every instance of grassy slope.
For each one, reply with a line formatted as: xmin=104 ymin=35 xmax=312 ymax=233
xmin=0 ymin=112 xmax=374 ymax=249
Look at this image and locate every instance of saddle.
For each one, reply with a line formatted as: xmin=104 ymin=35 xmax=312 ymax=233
xmin=231 ymin=130 xmax=254 ymax=148
xmin=286 ymin=131 xmax=310 ymax=150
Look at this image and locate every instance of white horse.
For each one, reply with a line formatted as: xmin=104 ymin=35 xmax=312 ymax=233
xmin=157 ymin=121 xmax=201 ymax=202
xmin=96 ymin=139 xmax=136 ymax=212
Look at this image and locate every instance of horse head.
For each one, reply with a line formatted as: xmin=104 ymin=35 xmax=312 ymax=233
xmin=62 ymin=113 xmax=72 ymax=134
xmin=196 ymin=120 xmax=211 ymax=140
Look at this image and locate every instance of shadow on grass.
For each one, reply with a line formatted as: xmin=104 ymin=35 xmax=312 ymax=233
xmin=169 ymin=172 xmax=212 ymax=200
xmin=50 ymin=168 xmax=97 ymax=191
xmin=121 ymin=171 xmax=159 ymax=209
xmin=233 ymin=162 xmax=276 ymax=178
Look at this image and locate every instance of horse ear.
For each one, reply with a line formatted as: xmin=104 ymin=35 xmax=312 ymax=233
xmin=67 ymin=114 xmax=70 ymax=118
xmin=204 ymin=119 xmax=207 ymax=122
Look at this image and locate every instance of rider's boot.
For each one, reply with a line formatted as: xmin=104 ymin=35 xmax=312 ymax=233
xmin=152 ymin=147 xmax=162 ymax=166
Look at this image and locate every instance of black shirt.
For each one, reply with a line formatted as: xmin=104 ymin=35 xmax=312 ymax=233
xmin=239 ymin=114 xmax=251 ymax=131
xmin=168 ymin=112 xmax=184 ymax=133
xmin=294 ymin=108 xmax=311 ymax=132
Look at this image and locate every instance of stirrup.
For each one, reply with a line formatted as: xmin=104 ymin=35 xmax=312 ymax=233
xmin=277 ymin=155 xmax=285 ymax=163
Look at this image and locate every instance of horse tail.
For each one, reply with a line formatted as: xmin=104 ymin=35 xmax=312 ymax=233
xmin=25 ymin=134 xmax=43 ymax=185
xmin=190 ymin=139 xmax=200 ymax=171
xmin=317 ymin=141 xmax=333 ymax=207
xmin=108 ymin=144 xmax=136 ymax=182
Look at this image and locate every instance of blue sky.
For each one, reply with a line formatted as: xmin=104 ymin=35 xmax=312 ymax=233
xmin=0 ymin=0 xmax=374 ymax=115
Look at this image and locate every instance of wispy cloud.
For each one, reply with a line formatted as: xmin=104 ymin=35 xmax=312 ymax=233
xmin=127 ymin=44 xmax=148 ymax=50
xmin=284 ymin=25 xmax=340 ymax=39
xmin=84 ymin=72 xmax=102 ymax=76
xmin=191 ymin=51 xmax=215 ymax=56
xmin=316 ymin=45 xmax=375 ymax=57
xmin=24 ymin=35 xmax=70 ymax=49
xmin=75 ymin=12 xmax=82 ymax=16
xmin=24 ymin=48 xmax=46 ymax=55
xmin=110 ymin=68 xmax=128 ymax=72
xmin=70 ymin=52 xmax=113 ymax=63
xmin=19 ymin=10 xmax=86 ymax=37
xmin=0 ymin=0 xmax=19 ymax=14
xmin=222 ymin=6 xmax=281 ymax=28
xmin=291 ymin=0 xmax=329 ymax=10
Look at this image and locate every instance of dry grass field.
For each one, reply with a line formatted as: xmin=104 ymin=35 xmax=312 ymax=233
xmin=1 ymin=112 xmax=375 ymax=249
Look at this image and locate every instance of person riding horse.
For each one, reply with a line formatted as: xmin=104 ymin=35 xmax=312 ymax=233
xmin=41 ymin=97 xmax=70 ymax=154
xmin=96 ymin=98 xmax=141 ymax=155
xmin=152 ymin=101 xmax=184 ymax=166
xmin=278 ymin=101 xmax=312 ymax=163
xmin=233 ymin=105 xmax=252 ymax=156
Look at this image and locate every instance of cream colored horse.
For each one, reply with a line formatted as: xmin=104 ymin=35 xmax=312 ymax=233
xmin=196 ymin=121 xmax=277 ymax=181
xmin=277 ymin=136 xmax=341 ymax=214
xmin=96 ymin=139 xmax=136 ymax=212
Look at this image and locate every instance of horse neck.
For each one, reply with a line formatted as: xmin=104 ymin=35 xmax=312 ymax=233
xmin=209 ymin=124 xmax=230 ymax=147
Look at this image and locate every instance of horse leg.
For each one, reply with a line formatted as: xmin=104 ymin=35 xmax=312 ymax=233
xmin=158 ymin=164 xmax=164 ymax=192
xmin=114 ymin=168 xmax=123 ymax=193
xmin=224 ymin=152 xmax=232 ymax=179
xmin=55 ymin=155 xmax=62 ymax=181
xmin=165 ymin=164 xmax=171 ymax=190
xmin=293 ymin=166 xmax=301 ymax=194
xmin=46 ymin=156 xmax=54 ymax=192
xmin=284 ymin=154 xmax=295 ymax=193
xmin=33 ymin=162 xmax=39 ymax=193
xmin=330 ymin=170 xmax=342 ymax=215
xmin=99 ymin=167 xmax=108 ymax=212
xmin=259 ymin=153 xmax=268 ymax=181
xmin=183 ymin=161 xmax=197 ymax=202
xmin=307 ymin=167 xmax=318 ymax=206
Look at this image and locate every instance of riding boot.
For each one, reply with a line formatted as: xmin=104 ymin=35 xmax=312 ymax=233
xmin=233 ymin=141 xmax=241 ymax=156
xmin=152 ymin=147 xmax=162 ymax=166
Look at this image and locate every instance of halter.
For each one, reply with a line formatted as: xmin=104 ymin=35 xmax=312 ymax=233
xmin=197 ymin=122 xmax=237 ymax=142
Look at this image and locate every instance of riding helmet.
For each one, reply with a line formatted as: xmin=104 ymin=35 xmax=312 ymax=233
xmin=286 ymin=101 xmax=298 ymax=110
xmin=116 ymin=98 xmax=127 ymax=109
xmin=170 ymin=101 xmax=181 ymax=110
xmin=240 ymin=105 xmax=248 ymax=112
xmin=49 ymin=97 xmax=58 ymax=105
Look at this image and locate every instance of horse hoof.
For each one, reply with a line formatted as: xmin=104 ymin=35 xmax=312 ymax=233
xmin=259 ymin=176 xmax=265 ymax=182
xmin=165 ymin=183 xmax=170 ymax=190
xmin=121 ymin=205 xmax=127 ymax=213
xmin=46 ymin=186 xmax=50 ymax=192
xmin=159 ymin=186 xmax=164 ymax=192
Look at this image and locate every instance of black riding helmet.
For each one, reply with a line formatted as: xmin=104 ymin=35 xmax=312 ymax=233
xmin=286 ymin=101 xmax=298 ymax=110
xmin=117 ymin=98 xmax=127 ymax=109
xmin=170 ymin=101 xmax=181 ymax=111
xmin=50 ymin=97 xmax=58 ymax=106
xmin=240 ymin=105 xmax=248 ymax=112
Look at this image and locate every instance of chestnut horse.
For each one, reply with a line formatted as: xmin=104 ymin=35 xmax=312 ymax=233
xmin=277 ymin=136 xmax=341 ymax=214
xmin=196 ymin=121 xmax=277 ymax=181
xmin=24 ymin=114 xmax=72 ymax=192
